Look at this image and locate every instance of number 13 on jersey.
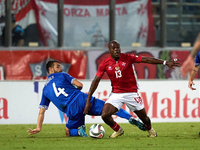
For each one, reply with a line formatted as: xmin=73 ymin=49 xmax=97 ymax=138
xmin=115 ymin=70 xmax=122 ymax=78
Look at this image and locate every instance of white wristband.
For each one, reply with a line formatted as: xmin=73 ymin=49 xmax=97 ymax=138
xmin=163 ymin=60 xmax=166 ymax=65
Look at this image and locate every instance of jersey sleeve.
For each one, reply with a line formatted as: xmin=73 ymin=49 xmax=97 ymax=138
xmin=96 ymin=61 xmax=105 ymax=78
xmin=39 ymin=92 xmax=50 ymax=110
xmin=195 ymin=52 xmax=200 ymax=66
xmin=62 ymin=72 xmax=76 ymax=84
xmin=128 ymin=53 xmax=142 ymax=63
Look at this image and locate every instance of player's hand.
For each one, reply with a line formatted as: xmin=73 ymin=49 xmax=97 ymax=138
xmin=27 ymin=128 xmax=41 ymax=135
xmin=181 ymin=55 xmax=194 ymax=78
xmin=166 ymin=58 xmax=181 ymax=69
xmin=188 ymin=80 xmax=196 ymax=90
xmin=83 ymin=101 xmax=91 ymax=115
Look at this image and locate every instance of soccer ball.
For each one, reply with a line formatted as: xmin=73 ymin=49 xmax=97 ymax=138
xmin=89 ymin=124 xmax=105 ymax=138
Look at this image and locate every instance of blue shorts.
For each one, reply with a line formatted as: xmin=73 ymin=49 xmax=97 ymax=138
xmin=66 ymin=97 xmax=105 ymax=129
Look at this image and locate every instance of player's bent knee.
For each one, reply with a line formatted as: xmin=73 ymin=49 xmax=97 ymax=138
xmin=101 ymin=113 xmax=107 ymax=120
xmin=101 ymin=112 xmax=110 ymax=121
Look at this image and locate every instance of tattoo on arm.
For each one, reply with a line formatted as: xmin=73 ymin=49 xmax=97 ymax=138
xmin=191 ymin=49 xmax=199 ymax=58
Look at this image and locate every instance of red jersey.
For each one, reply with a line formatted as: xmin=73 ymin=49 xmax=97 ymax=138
xmin=96 ymin=53 xmax=142 ymax=93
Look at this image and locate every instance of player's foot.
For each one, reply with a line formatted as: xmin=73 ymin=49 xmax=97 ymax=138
xmin=79 ymin=125 xmax=88 ymax=137
xmin=148 ymin=127 xmax=157 ymax=137
xmin=129 ymin=117 xmax=147 ymax=131
xmin=109 ymin=128 xmax=124 ymax=138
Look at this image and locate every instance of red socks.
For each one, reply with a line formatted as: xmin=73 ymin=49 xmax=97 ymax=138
xmin=110 ymin=122 xmax=120 ymax=132
xmin=145 ymin=124 xmax=152 ymax=130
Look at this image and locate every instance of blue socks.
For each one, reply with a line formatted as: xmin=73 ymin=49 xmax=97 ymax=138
xmin=68 ymin=109 xmax=132 ymax=136
xmin=69 ymin=129 xmax=79 ymax=136
xmin=116 ymin=109 xmax=132 ymax=120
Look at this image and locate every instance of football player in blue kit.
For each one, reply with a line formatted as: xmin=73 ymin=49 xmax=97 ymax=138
xmin=28 ymin=60 xmax=146 ymax=137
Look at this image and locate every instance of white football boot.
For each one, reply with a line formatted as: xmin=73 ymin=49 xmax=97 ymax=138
xmin=147 ymin=127 xmax=157 ymax=137
xmin=109 ymin=128 xmax=124 ymax=138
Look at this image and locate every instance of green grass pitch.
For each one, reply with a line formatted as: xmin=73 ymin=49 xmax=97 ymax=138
xmin=0 ymin=122 xmax=199 ymax=150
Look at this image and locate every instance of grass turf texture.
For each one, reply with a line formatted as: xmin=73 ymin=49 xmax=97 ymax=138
xmin=0 ymin=122 xmax=199 ymax=150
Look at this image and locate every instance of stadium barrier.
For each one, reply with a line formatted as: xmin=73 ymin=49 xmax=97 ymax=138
xmin=0 ymin=80 xmax=199 ymax=124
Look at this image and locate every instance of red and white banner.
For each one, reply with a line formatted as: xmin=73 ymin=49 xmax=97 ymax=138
xmin=33 ymin=0 xmax=155 ymax=47
xmin=0 ymin=0 xmax=41 ymax=46
xmin=0 ymin=0 xmax=36 ymax=29
xmin=0 ymin=0 xmax=155 ymax=47
xmin=0 ymin=50 xmax=87 ymax=80
xmin=0 ymin=49 xmax=198 ymax=80
xmin=0 ymin=80 xmax=199 ymax=124
xmin=12 ymin=0 xmax=36 ymax=28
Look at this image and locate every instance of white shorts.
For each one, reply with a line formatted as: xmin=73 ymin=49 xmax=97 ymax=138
xmin=105 ymin=92 xmax=144 ymax=112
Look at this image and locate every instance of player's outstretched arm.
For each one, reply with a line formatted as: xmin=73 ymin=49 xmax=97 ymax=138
xmin=188 ymin=65 xmax=199 ymax=90
xmin=27 ymin=108 xmax=46 ymax=135
xmin=84 ymin=76 xmax=101 ymax=114
xmin=188 ymin=80 xmax=196 ymax=91
xmin=181 ymin=33 xmax=200 ymax=78
xmin=190 ymin=32 xmax=200 ymax=58
xmin=181 ymin=55 xmax=194 ymax=78
xmin=141 ymin=57 xmax=180 ymax=69
xmin=165 ymin=59 xmax=181 ymax=69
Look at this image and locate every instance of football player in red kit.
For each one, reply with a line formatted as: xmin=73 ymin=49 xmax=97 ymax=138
xmin=84 ymin=40 xmax=180 ymax=138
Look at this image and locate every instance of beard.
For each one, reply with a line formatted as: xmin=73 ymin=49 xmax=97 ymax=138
xmin=53 ymin=69 xmax=62 ymax=73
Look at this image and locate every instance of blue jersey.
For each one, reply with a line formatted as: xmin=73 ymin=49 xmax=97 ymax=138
xmin=195 ymin=51 xmax=200 ymax=66
xmin=40 ymin=72 xmax=105 ymax=129
xmin=39 ymin=72 xmax=132 ymax=130
xmin=40 ymin=72 xmax=88 ymax=117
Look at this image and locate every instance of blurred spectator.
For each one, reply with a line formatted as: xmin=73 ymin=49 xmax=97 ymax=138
xmin=1 ymin=14 xmax=24 ymax=46
xmin=183 ymin=0 xmax=200 ymax=15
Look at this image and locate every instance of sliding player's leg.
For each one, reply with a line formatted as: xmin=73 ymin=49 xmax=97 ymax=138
xmin=116 ymin=108 xmax=147 ymax=131
xmin=65 ymin=114 xmax=88 ymax=137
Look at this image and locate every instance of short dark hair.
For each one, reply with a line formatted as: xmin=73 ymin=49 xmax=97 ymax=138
xmin=46 ymin=60 xmax=60 ymax=73
xmin=108 ymin=40 xmax=119 ymax=49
